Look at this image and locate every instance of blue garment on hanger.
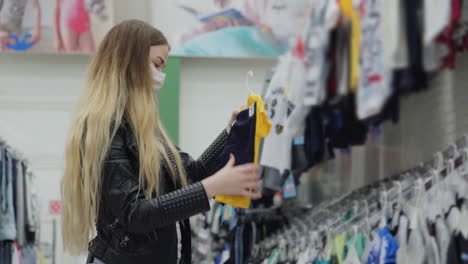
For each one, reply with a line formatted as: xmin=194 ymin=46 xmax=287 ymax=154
xmin=235 ymin=224 xmax=245 ymax=264
xmin=229 ymin=208 xmax=238 ymax=231
xmin=367 ymin=227 xmax=399 ymax=264
xmin=0 ymin=148 xmax=17 ymax=241
xmin=216 ymin=105 xmax=256 ymax=171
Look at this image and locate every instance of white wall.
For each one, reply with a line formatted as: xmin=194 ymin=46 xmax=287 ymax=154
xmin=180 ymin=57 xmax=275 ymax=157
xmin=0 ymin=3 xmax=276 ymax=263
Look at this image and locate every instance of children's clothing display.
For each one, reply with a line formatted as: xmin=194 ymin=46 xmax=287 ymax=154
xmin=198 ymin=137 xmax=468 ymax=264
xmin=256 ymin=0 xmax=468 ymax=180
xmin=194 ymin=2 xmax=468 ymax=264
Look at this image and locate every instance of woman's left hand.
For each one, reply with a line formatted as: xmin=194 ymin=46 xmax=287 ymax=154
xmin=226 ymin=110 xmax=240 ymax=134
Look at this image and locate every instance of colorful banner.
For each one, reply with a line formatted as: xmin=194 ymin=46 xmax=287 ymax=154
xmin=0 ymin=0 xmax=113 ymax=53
xmin=153 ymin=0 xmax=312 ymax=58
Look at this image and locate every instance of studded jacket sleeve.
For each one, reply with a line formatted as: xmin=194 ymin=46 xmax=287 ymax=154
xmin=101 ymin=126 xmax=221 ymax=234
xmin=180 ymin=129 xmax=228 ymax=183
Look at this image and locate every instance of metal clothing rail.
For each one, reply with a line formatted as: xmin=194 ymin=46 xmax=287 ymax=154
xmin=250 ymin=134 xmax=468 ymax=253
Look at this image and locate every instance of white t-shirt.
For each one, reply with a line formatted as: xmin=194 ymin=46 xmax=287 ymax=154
xmin=396 ymin=215 xmax=409 ymax=264
xmin=424 ymin=0 xmax=451 ymax=45
xmin=357 ymin=0 xmax=392 ymax=120
xmin=343 ymin=247 xmax=361 ymax=264
xmin=422 ymin=0 xmax=451 ymax=72
xmin=406 ymin=207 xmax=427 ymax=264
xmin=302 ymin=0 xmax=339 ymax=106
xmin=436 ymin=217 xmax=451 ymax=264
xmin=285 ymin=55 xmax=310 ymax=138
xmin=260 ymin=55 xmax=293 ymax=173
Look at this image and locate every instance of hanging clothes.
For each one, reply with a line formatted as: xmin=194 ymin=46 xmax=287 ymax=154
xmin=335 ymin=21 xmax=351 ymax=97
xmin=15 ymin=161 xmax=26 ymax=247
xmin=423 ymin=0 xmax=452 ymax=45
xmin=302 ymin=0 xmax=340 ymax=106
xmin=216 ymin=95 xmax=271 ymax=209
xmin=356 ymin=0 xmax=392 ymax=120
xmin=403 ymin=0 xmax=429 ymax=90
xmin=0 ymin=148 xmax=17 ymax=241
xmin=366 ymin=227 xmax=399 ymax=264
xmin=260 ymin=55 xmax=294 ymax=174
xmin=247 ymin=94 xmax=272 ymax=165
xmin=338 ymin=0 xmax=361 ymax=94
xmin=285 ymin=39 xmax=310 ymax=138
xmin=422 ymin=0 xmax=450 ymax=73
xmin=215 ymin=104 xmax=257 ymax=208
xmin=447 ymin=232 xmax=468 ymax=264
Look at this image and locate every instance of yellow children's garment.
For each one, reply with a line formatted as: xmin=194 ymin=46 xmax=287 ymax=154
xmin=339 ymin=0 xmax=361 ymax=93
xmin=334 ymin=233 xmax=346 ymax=264
xmin=248 ymin=94 xmax=272 ymax=164
xmin=215 ymin=94 xmax=271 ymax=208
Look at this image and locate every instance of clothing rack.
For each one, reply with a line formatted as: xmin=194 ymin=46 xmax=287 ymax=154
xmin=196 ymin=0 xmax=468 ymax=262
xmin=0 ymin=135 xmax=29 ymax=166
xmin=244 ymin=135 xmax=468 ymax=263
xmin=0 ymin=135 xmax=39 ymax=264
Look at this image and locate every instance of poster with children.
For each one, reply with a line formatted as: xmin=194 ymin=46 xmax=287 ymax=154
xmin=152 ymin=0 xmax=312 ymax=57
xmin=0 ymin=0 xmax=113 ymax=53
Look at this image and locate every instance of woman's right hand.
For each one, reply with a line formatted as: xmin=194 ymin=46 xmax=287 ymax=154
xmin=202 ymin=154 xmax=262 ymax=199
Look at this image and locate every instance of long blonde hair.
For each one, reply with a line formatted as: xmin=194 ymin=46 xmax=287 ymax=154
xmin=61 ymin=20 xmax=187 ymax=254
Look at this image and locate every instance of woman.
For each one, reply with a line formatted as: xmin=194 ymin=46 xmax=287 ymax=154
xmin=61 ymin=19 xmax=262 ymax=264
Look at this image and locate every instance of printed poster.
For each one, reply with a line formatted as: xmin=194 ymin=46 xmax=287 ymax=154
xmin=152 ymin=0 xmax=312 ymax=58
xmin=0 ymin=0 xmax=113 ymax=53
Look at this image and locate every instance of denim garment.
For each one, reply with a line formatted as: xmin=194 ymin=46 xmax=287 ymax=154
xmin=0 ymin=148 xmax=17 ymax=240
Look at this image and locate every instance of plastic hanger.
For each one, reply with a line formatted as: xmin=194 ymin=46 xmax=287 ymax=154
xmin=390 ymin=180 xmax=404 ymax=230
xmin=379 ymin=187 xmax=388 ymax=228
xmin=433 ymin=152 xmax=444 ymax=173
xmin=457 ymin=147 xmax=468 ymax=200
xmin=245 ymin=70 xmax=255 ymax=96
xmin=425 ymin=169 xmax=443 ymax=222
xmin=403 ymin=178 xmax=423 ymax=230
xmin=459 ymin=206 xmax=468 ymax=239
xmin=441 ymin=159 xmax=457 ymax=214
xmin=363 ymin=199 xmax=371 ymax=240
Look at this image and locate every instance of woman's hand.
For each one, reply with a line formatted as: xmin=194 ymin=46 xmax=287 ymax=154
xmin=202 ymin=154 xmax=262 ymax=199
xmin=226 ymin=110 xmax=240 ymax=134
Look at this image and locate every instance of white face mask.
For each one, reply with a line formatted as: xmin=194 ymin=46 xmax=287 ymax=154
xmin=150 ymin=65 xmax=166 ymax=93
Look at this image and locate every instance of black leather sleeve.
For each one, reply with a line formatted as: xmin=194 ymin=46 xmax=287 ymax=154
xmin=180 ymin=130 xmax=228 ymax=183
xmin=102 ymin=129 xmax=211 ymax=234
xmin=103 ymin=163 xmax=211 ymax=233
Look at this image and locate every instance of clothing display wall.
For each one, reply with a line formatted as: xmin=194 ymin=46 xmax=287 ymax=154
xmin=0 ymin=137 xmax=39 ymax=264
xmin=259 ymin=0 xmax=468 ymax=205
xmin=192 ymin=0 xmax=468 ymax=263
xmin=195 ymin=137 xmax=468 ymax=264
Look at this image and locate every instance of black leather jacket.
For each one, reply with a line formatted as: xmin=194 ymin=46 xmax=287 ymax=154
xmin=87 ymin=121 xmax=228 ymax=264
